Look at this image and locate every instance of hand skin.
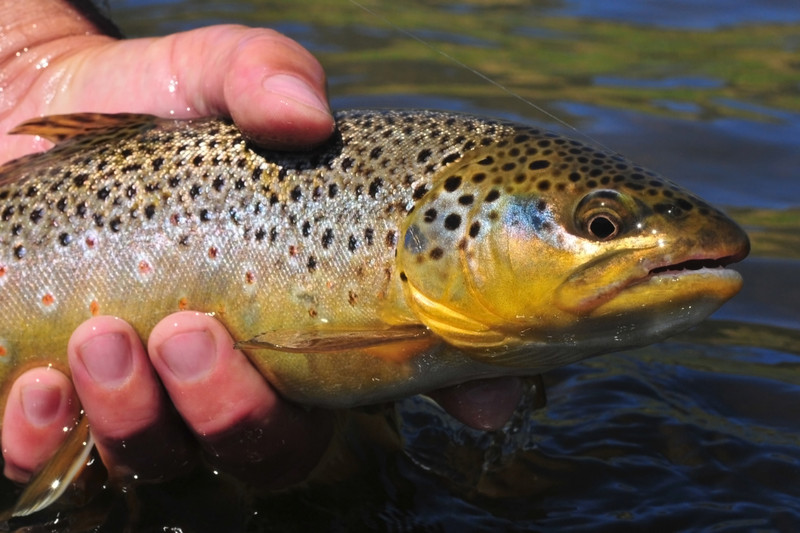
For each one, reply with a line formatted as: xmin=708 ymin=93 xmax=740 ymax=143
xmin=0 ymin=0 xmax=523 ymax=487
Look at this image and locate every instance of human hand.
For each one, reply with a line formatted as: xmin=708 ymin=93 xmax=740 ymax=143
xmin=0 ymin=17 xmax=334 ymax=164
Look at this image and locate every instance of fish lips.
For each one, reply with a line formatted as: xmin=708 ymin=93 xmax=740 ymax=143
xmin=555 ymin=237 xmax=749 ymax=318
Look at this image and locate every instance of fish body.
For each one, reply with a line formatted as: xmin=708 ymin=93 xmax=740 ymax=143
xmin=0 ymin=110 xmax=749 ymax=408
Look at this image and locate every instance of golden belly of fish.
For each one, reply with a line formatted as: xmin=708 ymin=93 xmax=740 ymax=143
xmin=0 ymin=109 xmax=749 ymax=409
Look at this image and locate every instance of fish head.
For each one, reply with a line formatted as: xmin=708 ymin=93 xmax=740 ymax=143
xmin=397 ymin=124 xmax=749 ymax=365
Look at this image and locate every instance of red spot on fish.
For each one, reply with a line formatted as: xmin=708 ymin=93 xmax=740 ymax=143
xmin=86 ymin=236 xmax=96 ymax=248
xmin=138 ymin=260 xmax=152 ymax=275
xmin=0 ymin=346 xmax=6 ymax=357
xmin=90 ymin=300 xmax=100 ymax=316
xmin=0 ymin=265 xmax=6 ymax=277
xmin=41 ymin=293 xmax=55 ymax=306
xmin=208 ymin=246 xmax=218 ymax=259
xmin=289 ymin=245 xmax=297 ymax=257
xmin=245 ymin=271 xmax=255 ymax=284
xmin=179 ymin=297 xmax=189 ymax=310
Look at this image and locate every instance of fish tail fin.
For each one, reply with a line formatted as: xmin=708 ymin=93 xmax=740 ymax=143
xmin=9 ymin=414 xmax=95 ymax=517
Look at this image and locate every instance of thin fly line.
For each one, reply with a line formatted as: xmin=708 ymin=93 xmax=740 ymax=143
xmin=347 ymin=0 xmax=614 ymax=152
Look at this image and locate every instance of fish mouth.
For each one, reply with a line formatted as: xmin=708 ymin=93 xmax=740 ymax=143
xmin=646 ymin=245 xmax=749 ymax=278
xmin=593 ymin=240 xmax=750 ymax=317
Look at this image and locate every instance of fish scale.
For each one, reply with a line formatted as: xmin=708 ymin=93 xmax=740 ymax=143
xmin=0 ymin=109 xmax=748 ymax=409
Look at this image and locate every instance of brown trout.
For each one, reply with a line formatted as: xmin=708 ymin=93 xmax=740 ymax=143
xmin=0 ymin=109 xmax=748 ymax=515
xmin=0 ymin=110 xmax=748 ymax=406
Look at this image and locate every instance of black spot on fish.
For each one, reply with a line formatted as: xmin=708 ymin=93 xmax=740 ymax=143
xmin=212 ymin=176 xmax=225 ymax=192
xmin=368 ymin=178 xmax=383 ymax=198
xmin=429 ymin=247 xmax=444 ymax=260
xmin=307 ymin=256 xmax=317 ymax=272
xmin=444 ymin=176 xmax=462 ymax=192
xmin=321 ymin=228 xmax=334 ymax=248
xmin=478 ymin=156 xmax=494 ymax=166
xmin=364 ymin=228 xmax=374 ymax=245
xmin=444 ymin=213 xmax=462 ymax=231
xmin=469 ymin=221 xmax=481 ymax=238
xmin=29 ymin=208 xmax=43 ymax=224
xmin=13 ymin=245 xmax=25 ymax=259
xmin=199 ymin=209 xmax=211 ymax=222
xmin=291 ymin=186 xmax=302 ymax=202
xmin=328 ymin=183 xmax=339 ymax=198
xmin=144 ymin=204 xmax=156 ymax=219
xmin=73 ymin=174 xmax=89 ymax=187
xmin=485 ymin=190 xmax=500 ymax=203
xmin=423 ymin=208 xmax=437 ymax=223
xmin=341 ymin=157 xmax=355 ymax=171
xmin=270 ymin=227 xmax=278 ymax=242
xmin=502 ymin=162 xmax=517 ymax=171
xmin=677 ymin=198 xmax=694 ymax=211
xmin=458 ymin=194 xmax=474 ymax=206
xmin=442 ymin=153 xmax=460 ymax=165
xmin=369 ymin=146 xmax=383 ymax=160
xmin=56 ymin=197 xmax=68 ymax=212
xmin=190 ymin=185 xmax=201 ymax=199
xmin=25 ymin=185 xmax=37 ymax=198
xmin=529 ymin=160 xmax=550 ymax=170
xmin=472 ymin=172 xmax=487 ymax=184
xmin=152 ymin=157 xmax=164 ymax=171
xmin=400 ymin=271 xmax=408 ymax=282
xmin=537 ymin=180 xmax=551 ymax=191
xmin=110 ymin=218 xmax=121 ymax=232
xmin=412 ymin=185 xmax=429 ymax=200
xmin=348 ymin=234 xmax=358 ymax=252
xmin=302 ymin=221 xmax=311 ymax=237
xmin=58 ymin=232 xmax=71 ymax=246
xmin=255 ymin=228 xmax=266 ymax=241
xmin=192 ymin=155 xmax=203 ymax=166
xmin=93 ymin=213 xmax=104 ymax=227
xmin=11 ymin=224 xmax=20 ymax=236
xmin=385 ymin=230 xmax=397 ymax=247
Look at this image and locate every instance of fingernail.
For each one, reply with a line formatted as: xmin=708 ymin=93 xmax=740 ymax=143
xmin=158 ymin=330 xmax=217 ymax=382
xmin=20 ymin=384 xmax=62 ymax=427
xmin=262 ymin=73 xmax=330 ymax=115
xmin=78 ymin=333 xmax=133 ymax=388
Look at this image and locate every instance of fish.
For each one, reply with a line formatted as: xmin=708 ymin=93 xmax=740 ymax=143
xmin=0 ymin=109 xmax=748 ymax=515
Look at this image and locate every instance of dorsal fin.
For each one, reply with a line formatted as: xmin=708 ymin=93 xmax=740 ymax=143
xmin=8 ymin=113 xmax=159 ymax=143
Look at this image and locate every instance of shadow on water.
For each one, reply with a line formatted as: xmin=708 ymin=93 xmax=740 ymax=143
xmin=3 ymin=0 xmax=799 ymax=530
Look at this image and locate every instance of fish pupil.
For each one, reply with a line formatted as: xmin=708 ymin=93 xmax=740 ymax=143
xmin=588 ymin=215 xmax=617 ymax=240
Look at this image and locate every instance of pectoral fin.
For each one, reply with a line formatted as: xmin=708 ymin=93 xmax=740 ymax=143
xmin=8 ymin=113 xmax=158 ymax=143
xmin=10 ymin=414 xmax=95 ymax=518
xmin=235 ymin=325 xmax=431 ymax=353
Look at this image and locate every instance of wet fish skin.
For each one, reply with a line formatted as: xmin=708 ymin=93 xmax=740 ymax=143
xmin=0 ymin=109 xmax=749 ymax=408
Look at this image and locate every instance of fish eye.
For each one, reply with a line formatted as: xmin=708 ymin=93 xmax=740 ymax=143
xmin=575 ymin=190 xmax=631 ymax=241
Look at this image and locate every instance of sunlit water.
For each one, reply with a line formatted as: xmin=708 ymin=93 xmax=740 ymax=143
xmin=3 ymin=1 xmax=799 ymax=531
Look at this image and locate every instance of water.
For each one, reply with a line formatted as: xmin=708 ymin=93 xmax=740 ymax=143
xmin=4 ymin=0 xmax=800 ymax=530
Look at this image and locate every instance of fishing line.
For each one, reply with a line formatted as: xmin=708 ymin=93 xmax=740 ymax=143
xmin=346 ymin=0 xmax=615 ymax=152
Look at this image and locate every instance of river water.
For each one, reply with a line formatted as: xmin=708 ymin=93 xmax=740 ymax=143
xmin=5 ymin=0 xmax=800 ymax=531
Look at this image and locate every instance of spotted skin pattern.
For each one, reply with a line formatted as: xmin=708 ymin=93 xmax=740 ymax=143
xmin=0 ymin=110 xmax=748 ymax=407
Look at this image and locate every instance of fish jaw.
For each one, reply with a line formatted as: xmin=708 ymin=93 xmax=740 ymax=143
xmin=554 ymin=220 xmax=749 ymax=331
